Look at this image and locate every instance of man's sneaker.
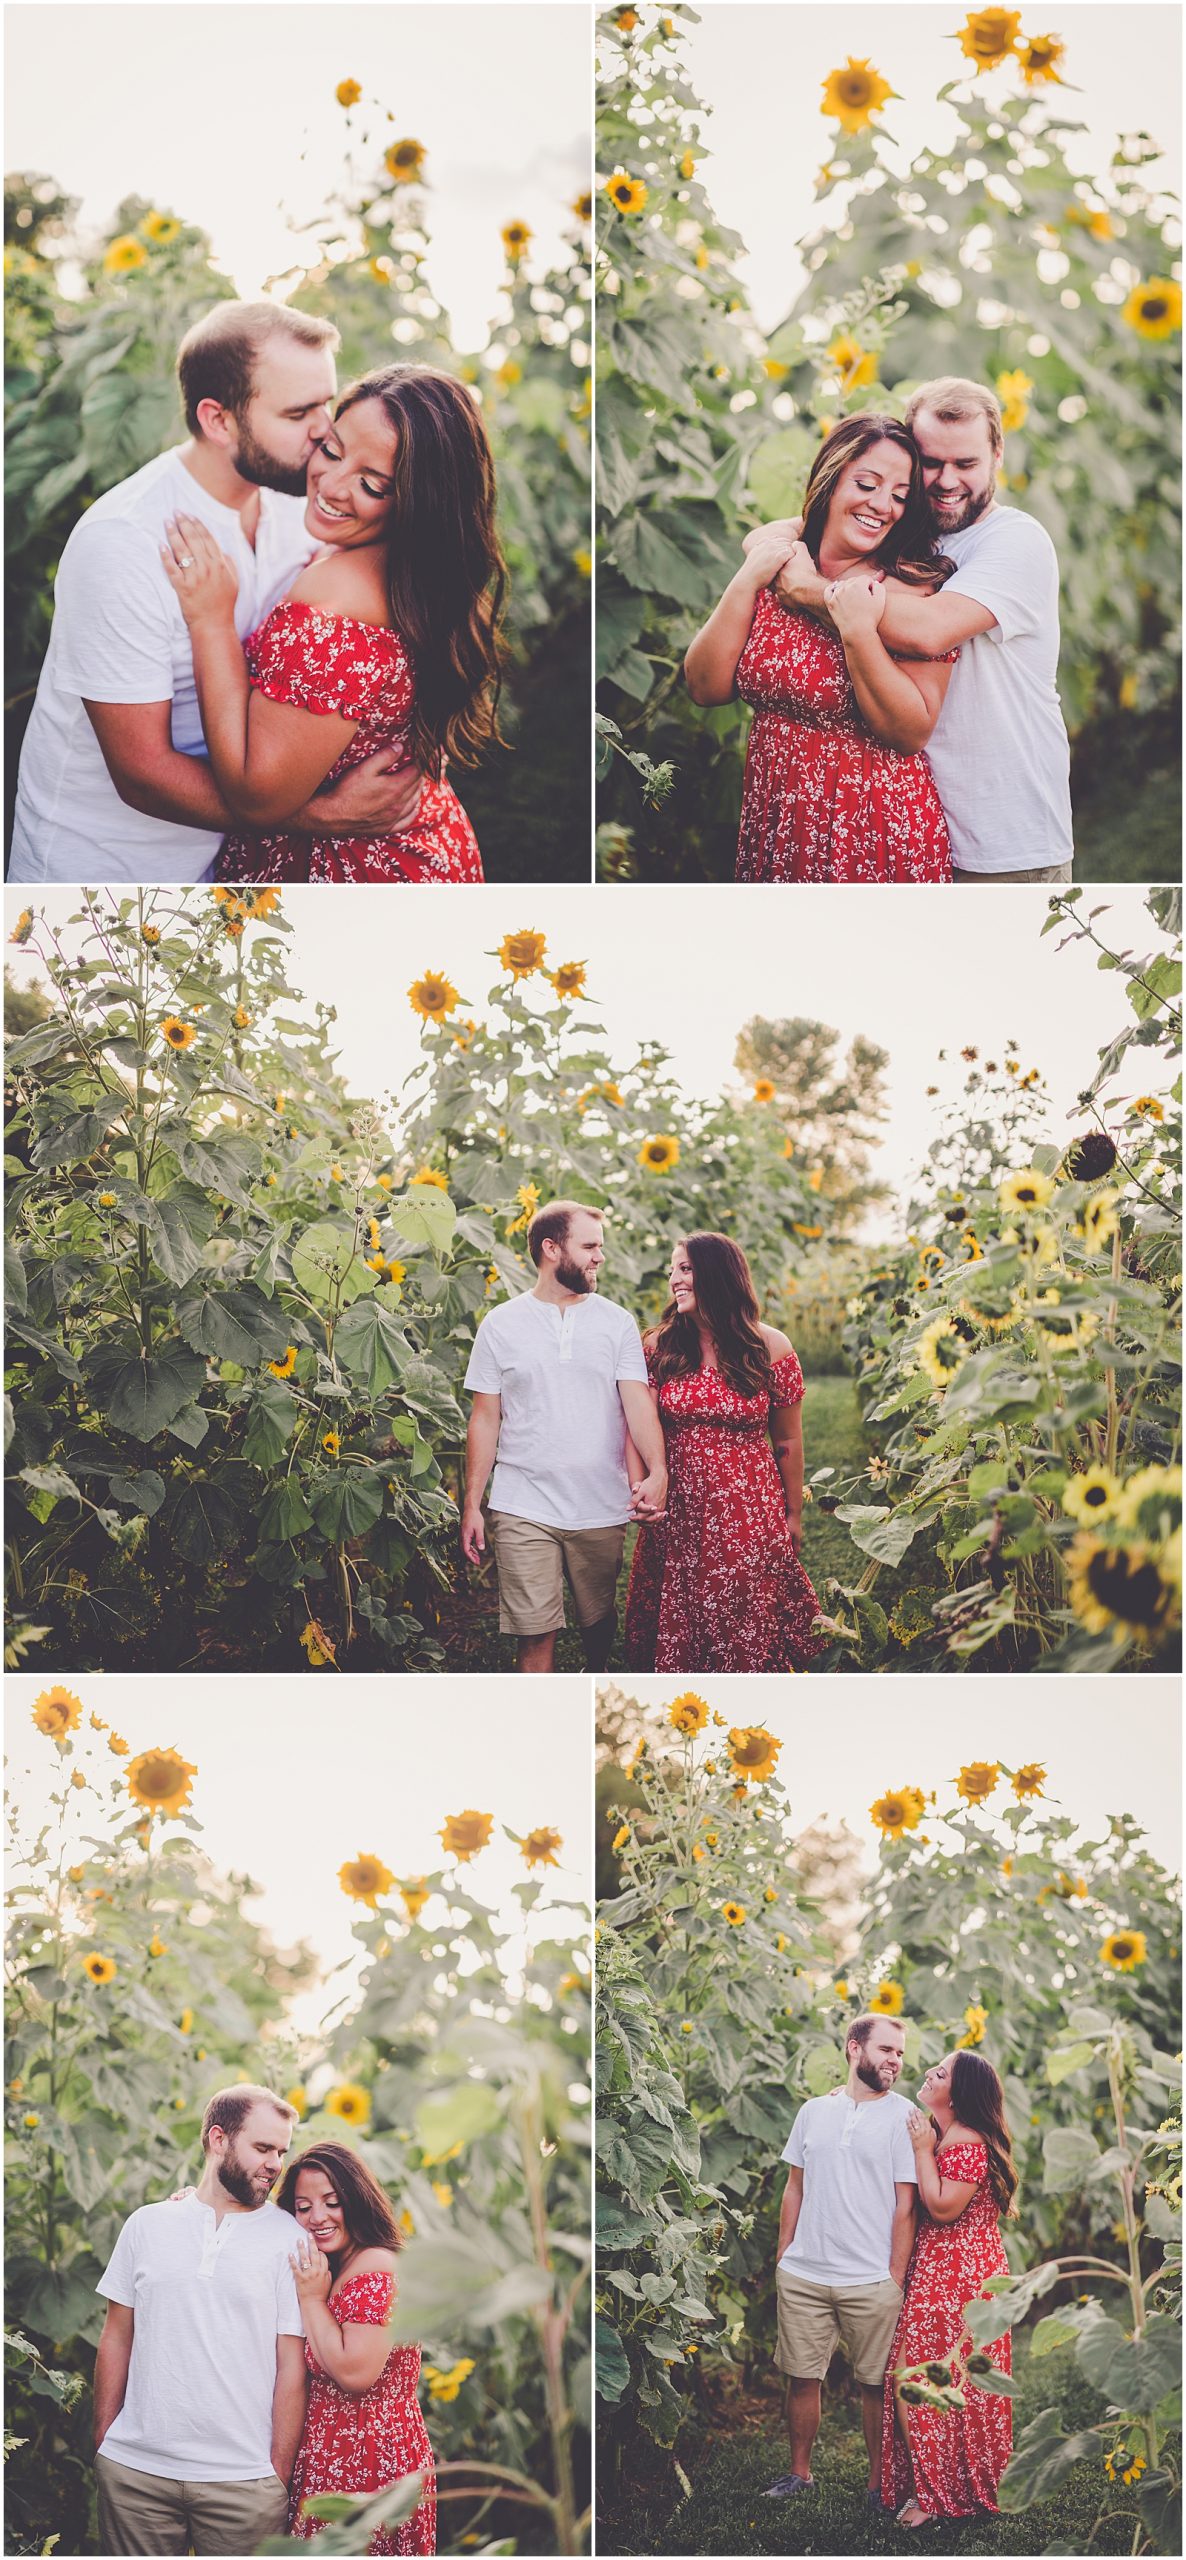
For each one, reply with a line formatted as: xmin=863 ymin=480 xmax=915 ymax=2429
xmin=761 ymin=2473 xmax=813 ymax=2499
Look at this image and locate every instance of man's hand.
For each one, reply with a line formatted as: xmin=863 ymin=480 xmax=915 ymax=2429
xmin=460 ymin=1502 xmax=487 ymax=1565
xmin=629 ymin=1469 xmax=668 ymax=1524
xmin=314 ymin=751 xmax=426 ymax=836
xmin=826 ymin=575 xmax=887 ymax=640
xmin=737 ymin=527 xmax=804 ymax=591
xmin=773 ymin=540 xmax=827 ymax=614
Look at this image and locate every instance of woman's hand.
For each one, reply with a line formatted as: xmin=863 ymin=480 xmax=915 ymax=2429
xmin=289 ymin=2237 xmax=333 ymax=2305
xmin=740 ymin=527 xmax=803 ymax=591
xmin=160 ymin=514 xmax=240 ymax=629
xmin=826 ymin=574 xmax=887 ymax=640
xmin=784 ymin=1510 xmax=802 ymax=1559
xmin=908 ymin=2108 xmax=938 ymax=2156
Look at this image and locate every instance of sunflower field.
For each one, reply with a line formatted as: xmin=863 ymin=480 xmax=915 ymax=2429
xmin=595 ymin=5 xmax=1182 ymax=880
xmin=4 ymin=890 xmax=841 ymax=1673
xmin=3 ymin=93 xmax=591 ymax=875
xmin=6 ymin=1687 xmax=591 ymax=2557
xmin=595 ymin=1691 xmax=1182 ymax=2552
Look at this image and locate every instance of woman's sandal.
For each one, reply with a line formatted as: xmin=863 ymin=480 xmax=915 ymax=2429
xmin=895 ymin=2501 xmax=935 ymax=2529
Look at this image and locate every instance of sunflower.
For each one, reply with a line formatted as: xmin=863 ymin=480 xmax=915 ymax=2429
xmin=1131 ymin=1096 xmax=1165 ymax=1122
xmin=338 ymin=1853 xmax=395 ymax=1907
xmin=668 ymin=1691 xmax=710 ymax=1737
xmin=1115 ymin=1465 xmax=1181 ymax=1540
xmin=752 ymin=1079 xmax=776 ymax=1103
xmin=869 ymin=1979 xmax=904 ymax=2016
xmin=148 ymin=1935 xmax=167 ymax=1958
xmin=1121 ymin=279 xmax=1182 ymax=340
xmin=385 ymin=139 xmax=426 ymax=183
xmin=498 ymin=928 xmax=548 ymax=978
xmin=1011 ymin=1763 xmax=1046 ymax=1800
xmin=103 ymin=233 xmax=148 ymax=274
xmin=870 ymin=1788 xmax=925 ymax=1840
xmin=727 ymin=1725 xmax=782 ymax=1784
xmin=1016 ymin=33 xmax=1065 ymax=84
xmin=820 ymin=57 xmax=893 ymax=131
xmin=141 ymin=211 xmax=182 ymax=245
xmin=399 ymin=1877 xmax=430 ymax=1920
xmin=639 ymin=1133 xmax=680 ymax=1173
xmin=572 ymin=191 xmax=593 ymax=222
xmin=957 ymin=1762 xmax=999 ymax=1804
xmin=501 ymin=220 xmax=533 ymax=263
xmin=827 ymin=332 xmax=878 ymax=391
xmin=161 ymin=1016 xmax=196 ymax=1052
xmin=108 ymin=1732 xmax=129 ymax=1756
xmin=267 ymin=1346 xmax=298 ymax=1381
xmin=603 ymin=171 xmax=649 ymax=216
xmin=439 ymin=1809 xmax=494 ymax=1862
xmin=722 ymin=1902 xmax=747 ymax=1927
xmin=407 ymin=970 xmax=461 ymax=1023
xmin=31 ymin=1685 xmax=84 ymax=1740
xmin=326 ymin=2082 xmax=372 ymax=2125
xmin=959 ymin=2003 xmax=988 ymax=2047
xmin=1063 ymin=1465 xmax=1122 ymax=1525
xmin=233 ymin=1006 xmax=251 ymax=1030
xmin=1064 ymin=1130 xmax=1118 ymax=1183
xmin=410 ymin=1166 xmax=448 ymax=1191
xmin=999 ymin=1167 xmax=1054 ymax=1217
xmin=1080 ymin=1190 xmax=1120 ymax=1250
xmin=423 ymin=2358 xmax=476 ymax=2402
xmin=1067 ymin=1537 xmax=1178 ymax=1643
xmin=916 ymin=1314 xmax=969 ymax=1391
xmin=506 ymin=1180 xmax=541 ymax=1237
xmin=680 ymin=150 xmax=696 ymax=181
xmin=125 ymin=1747 xmax=198 ymax=1820
xmin=321 ymin=1430 xmax=341 ymax=1458
xmin=612 ymin=1824 xmax=631 ymax=1853
xmin=10 ymin=907 xmax=34 ymax=944
xmin=519 ymin=1825 xmax=563 ymax=1868
xmin=997 ymin=367 xmax=1033 ymax=433
xmin=957 ymin=9 xmax=1021 ymax=72
xmin=336 ymin=77 xmax=362 ymax=105
xmin=614 ymin=5 xmax=638 ymax=27
xmin=1100 ymin=1929 xmax=1147 ymax=1972
xmin=82 ymin=1953 xmax=118 ymax=1985
xmin=549 ymin=961 xmax=588 ymax=999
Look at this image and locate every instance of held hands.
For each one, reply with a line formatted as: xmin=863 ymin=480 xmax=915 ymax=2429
xmin=825 ymin=574 xmax=887 ymax=639
xmin=908 ymin=2108 xmax=938 ymax=2156
xmin=160 ymin=515 xmax=239 ymax=627
xmin=289 ymin=2234 xmax=333 ymax=2304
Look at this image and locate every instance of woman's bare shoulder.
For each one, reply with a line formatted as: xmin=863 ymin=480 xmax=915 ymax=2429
xmin=758 ymin=1322 xmax=794 ymax=1358
xmin=341 ymin=2246 xmax=400 ymax=2276
xmin=285 ymin=549 xmax=392 ymax=628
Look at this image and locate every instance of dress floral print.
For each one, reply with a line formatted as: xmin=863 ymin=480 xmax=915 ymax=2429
xmin=734 ymin=587 xmax=956 ymax=883
xmin=218 ymin=600 xmax=484 ymax=885
xmin=289 ymin=2269 xmax=435 ymax=2554
xmin=624 ymin=1349 xmax=825 ymax=1672
xmin=881 ymin=2141 xmax=1012 ymax=2518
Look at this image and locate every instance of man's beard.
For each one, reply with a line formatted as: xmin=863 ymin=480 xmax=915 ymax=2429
xmin=856 ymin=2057 xmax=898 ymax=2093
xmin=218 ymin=2150 xmax=268 ymax=2208
xmin=229 ymin=416 xmax=310 ymax=499
xmin=555 ymin=1256 xmax=596 ymax=1295
xmin=928 ymin=481 xmax=994 ymax=538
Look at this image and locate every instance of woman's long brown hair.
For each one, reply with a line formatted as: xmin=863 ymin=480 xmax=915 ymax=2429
xmin=647 ymin=1232 xmax=773 ymax=1400
xmin=274 ymin=2139 xmax=404 ymax=2261
xmin=949 ymin=2051 xmax=1018 ymax=2218
xmin=800 ymin=411 xmax=954 ymax=593
xmin=334 ymin=364 xmax=506 ymax=775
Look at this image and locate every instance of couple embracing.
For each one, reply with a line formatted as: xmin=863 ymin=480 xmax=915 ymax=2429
xmin=462 ymin=1199 xmax=823 ymax=1674
xmin=686 ymin=374 xmax=1073 ymax=885
xmin=93 ymin=2084 xmax=433 ymax=2556
xmin=769 ymin=2011 xmax=1016 ymax=2528
xmin=11 ymin=299 xmax=502 ymax=886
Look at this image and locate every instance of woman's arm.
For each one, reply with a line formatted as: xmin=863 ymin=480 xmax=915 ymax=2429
xmin=828 ymin=579 xmax=955 ymax=750
xmin=161 ymin=515 xmax=363 ymax=823
xmin=908 ymin=2116 xmax=979 ymax=2223
xmin=290 ymin=2250 xmax=396 ymax=2395
xmin=771 ymin=1403 xmax=804 ymax=1556
xmin=684 ymin=529 xmax=800 ymax=705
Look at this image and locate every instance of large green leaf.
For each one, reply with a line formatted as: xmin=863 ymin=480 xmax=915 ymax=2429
xmin=176 ymin=1283 xmax=288 ymax=1366
xmin=1042 ymin=2125 xmax=1101 ymax=2194
xmin=998 ymin=2407 xmax=1100 ymax=2509
xmin=290 ymin=1218 xmax=377 ymax=1306
xmin=243 ymin=1386 xmax=298 ymax=1469
xmin=146 ymin=1185 xmax=217 ymax=1287
xmin=334 ymin=1296 xmax=410 ymax=1396
xmin=388 ymin=1190 xmax=457 ymax=1257
xmin=413 ymin=2082 xmax=503 ymax=2157
xmin=171 ymin=1479 xmax=242 ymax=1566
xmin=103 ymin=1348 xmax=206 ymax=1443
xmin=1076 ymin=2313 xmax=1181 ymax=2414
xmin=595 ymin=2316 xmax=632 ymax=2405
xmin=312 ymin=1471 xmax=384 ymax=1542
xmin=256 ymin=1478 xmax=314 ymax=1544
xmin=836 ymin=1504 xmax=922 ymax=1566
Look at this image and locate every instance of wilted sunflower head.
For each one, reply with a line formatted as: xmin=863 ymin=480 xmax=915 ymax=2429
xmin=1063 ymin=1130 xmax=1118 ymax=1183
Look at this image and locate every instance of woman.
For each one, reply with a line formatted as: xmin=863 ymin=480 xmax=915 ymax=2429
xmin=883 ymin=2050 xmax=1017 ymax=2528
xmin=160 ymin=365 xmax=504 ymax=882
xmin=624 ymin=1231 xmax=824 ymax=1671
xmin=683 ymin=413 xmax=957 ymax=882
xmin=276 ymin=2141 xmax=435 ymax=2555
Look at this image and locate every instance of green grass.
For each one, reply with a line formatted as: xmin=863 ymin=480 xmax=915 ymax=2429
xmin=597 ymin=2341 xmax=1158 ymax=2557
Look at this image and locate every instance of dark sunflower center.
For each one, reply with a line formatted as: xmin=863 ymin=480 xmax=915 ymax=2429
xmin=841 ymin=75 xmax=871 ymax=101
xmin=1087 ymin=1551 xmax=1165 ymax=1626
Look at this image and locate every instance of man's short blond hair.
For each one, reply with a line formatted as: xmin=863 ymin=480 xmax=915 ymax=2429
xmin=177 ymin=301 xmax=340 ymax=436
xmin=905 ymin=376 xmax=1003 ymax=460
xmin=847 ymin=2010 xmax=906 ymax=2055
xmin=527 ymin=1199 xmax=605 ymax=1269
xmin=199 ymin=2082 xmax=297 ymax=2153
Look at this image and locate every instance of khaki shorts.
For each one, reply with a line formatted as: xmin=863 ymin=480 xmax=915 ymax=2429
xmin=775 ymin=2269 xmax=904 ymax=2386
xmin=953 ymin=862 xmax=1073 ymax=885
xmin=96 ymin=2451 xmax=289 ymax=2556
xmin=487 ymin=1511 xmax=626 ymax=1635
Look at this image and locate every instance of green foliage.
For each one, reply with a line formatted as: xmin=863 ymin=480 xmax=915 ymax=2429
xmin=595 ymin=8 xmax=1182 ymax=878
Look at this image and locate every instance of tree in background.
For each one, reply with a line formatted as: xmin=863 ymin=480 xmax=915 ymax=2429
xmin=733 ymin=1016 xmax=890 ymax=1231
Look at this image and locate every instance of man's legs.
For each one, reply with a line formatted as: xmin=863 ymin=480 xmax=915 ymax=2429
xmin=840 ymin=2277 xmax=906 ymax=2503
xmin=769 ymin=2273 xmax=836 ymax=2492
xmin=187 ymin=2472 xmax=290 ymax=2556
xmin=563 ymin=1527 xmax=627 ymax=1674
xmin=952 ymin=861 xmax=1073 ymax=884
xmin=488 ymin=1514 xmax=565 ymax=1674
xmin=860 ymin=2382 xmax=886 ymax=2495
xmin=786 ymin=2375 xmax=823 ymax=2478
xmin=517 ymin=1631 xmax=558 ymax=1674
xmin=95 ymin=2455 xmax=190 ymax=2556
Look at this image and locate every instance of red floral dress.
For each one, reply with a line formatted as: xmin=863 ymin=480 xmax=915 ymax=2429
xmin=881 ymin=2140 xmax=1012 ymax=2518
xmin=218 ymin=599 xmax=484 ymax=884
xmin=624 ymin=1349 xmax=825 ymax=1672
xmin=289 ymin=2269 xmax=435 ymax=2555
xmin=734 ymin=588 xmax=955 ymax=882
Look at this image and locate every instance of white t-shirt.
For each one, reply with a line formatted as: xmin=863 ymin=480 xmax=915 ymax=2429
xmin=464 ymin=1288 xmax=649 ymax=1529
xmin=925 ymin=505 xmax=1073 ymax=874
xmin=96 ymin=2193 xmax=304 ymax=2482
xmin=10 ymin=447 xmax=315 ymax=885
xmin=779 ymin=2089 xmax=917 ymax=2287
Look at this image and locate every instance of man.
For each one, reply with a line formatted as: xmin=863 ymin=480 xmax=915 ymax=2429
xmin=93 ymin=2083 xmax=306 ymax=2556
xmin=461 ymin=1200 xmax=668 ymax=1674
xmin=10 ymin=301 xmax=422 ymax=883
xmin=765 ymin=2012 xmax=917 ymax=2510
xmin=768 ymin=375 xmax=1074 ymax=882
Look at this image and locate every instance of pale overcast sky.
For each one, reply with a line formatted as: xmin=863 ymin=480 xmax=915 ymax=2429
xmin=5 ymin=1 xmax=590 ymax=351
xmin=612 ymin=1673 xmax=1183 ymax=1876
xmin=6 ymin=1675 xmax=593 ymax=2033
xmin=7 ymin=882 xmax=1174 ymax=1240
xmin=667 ymin=3 xmax=1182 ymax=330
